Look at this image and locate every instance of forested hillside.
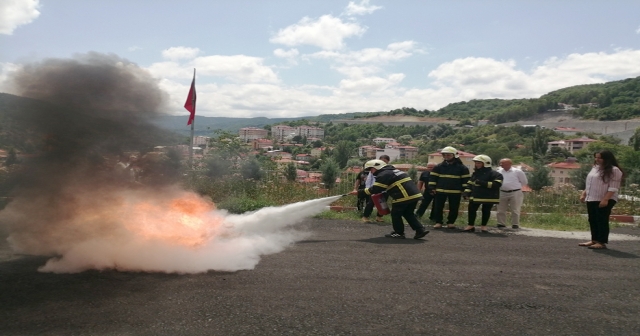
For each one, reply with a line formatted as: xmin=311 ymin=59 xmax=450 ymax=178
xmin=432 ymin=76 xmax=640 ymax=123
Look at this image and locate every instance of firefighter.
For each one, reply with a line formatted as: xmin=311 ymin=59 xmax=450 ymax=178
xmin=428 ymin=146 xmax=471 ymax=229
xmin=350 ymin=159 xmax=428 ymax=239
xmin=463 ymin=155 xmax=503 ymax=233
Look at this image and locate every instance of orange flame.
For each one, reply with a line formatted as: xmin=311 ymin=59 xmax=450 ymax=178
xmin=124 ymin=193 xmax=224 ymax=247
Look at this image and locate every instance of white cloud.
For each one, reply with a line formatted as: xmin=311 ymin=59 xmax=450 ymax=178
xmin=148 ymin=54 xmax=279 ymax=84
xmin=419 ymin=49 xmax=640 ymax=107
xmin=273 ymin=48 xmax=299 ymax=59
xmin=193 ymin=55 xmax=279 ymax=83
xmin=338 ymin=73 xmax=405 ymax=94
xmin=150 ymin=49 xmax=640 ymax=118
xmin=128 ymin=46 xmax=142 ymax=52
xmin=344 ymin=0 xmax=382 ymax=16
xmin=636 ymin=25 xmax=640 ymax=34
xmin=310 ymin=40 xmax=418 ymax=66
xmin=0 ymin=0 xmax=41 ymax=35
xmin=0 ymin=62 xmax=21 ymax=93
xmin=270 ymin=15 xmax=366 ymax=50
xmin=162 ymin=47 xmax=201 ymax=60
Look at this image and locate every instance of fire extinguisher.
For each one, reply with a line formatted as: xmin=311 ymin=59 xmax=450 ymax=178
xmin=371 ymin=193 xmax=390 ymax=215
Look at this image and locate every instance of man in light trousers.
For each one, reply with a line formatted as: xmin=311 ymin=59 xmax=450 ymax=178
xmin=496 ymin=158 xmax=528 ymax=229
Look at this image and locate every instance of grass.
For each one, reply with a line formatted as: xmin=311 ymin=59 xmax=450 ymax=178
xmin=182 ymin=171 xmax=638 ymax=232
xmin=314 ymin=208 xmax=632 ymax=232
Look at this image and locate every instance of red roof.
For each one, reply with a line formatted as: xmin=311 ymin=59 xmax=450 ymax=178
xmin=565 ymin=137 xmax=596 ymax=142
xmin=548 ymin=162 xmax=581 ymax=169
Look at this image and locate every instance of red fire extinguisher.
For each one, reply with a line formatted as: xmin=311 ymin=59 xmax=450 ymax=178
xmin=371 ymin=193 xmax=390 ymax=215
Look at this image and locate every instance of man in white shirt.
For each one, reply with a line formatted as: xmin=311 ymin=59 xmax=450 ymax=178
xmin=496 ymin=158 xmax=529 ymax=229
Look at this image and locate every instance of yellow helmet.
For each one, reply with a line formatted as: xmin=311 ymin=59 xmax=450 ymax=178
xmin=473 ymin=154 xmax=492 ymax=168
xmin=441 ymin=146 xmax=459 ymax=158
xmin=364 ymin=159 xmax=387 ymax=171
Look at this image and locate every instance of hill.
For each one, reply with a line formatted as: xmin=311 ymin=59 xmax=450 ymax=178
xmin=152 ymin=115 xmax=306 ymax=137
xmin=3 ymin=75 xmax=640 ymax=150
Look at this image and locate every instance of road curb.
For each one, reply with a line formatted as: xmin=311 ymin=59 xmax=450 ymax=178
xmin=327 ymin=206 xmax=640 ymax=225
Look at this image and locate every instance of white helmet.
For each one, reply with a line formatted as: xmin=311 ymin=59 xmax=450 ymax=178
xmin=364 ymin=159 xmax=387 ymax=171
xmin=441 ymin=146 xmax=459 ymax=158
xmin=473 ymin=154 xmax=492 ymax=168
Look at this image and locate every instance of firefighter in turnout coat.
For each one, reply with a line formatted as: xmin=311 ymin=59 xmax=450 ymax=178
xmin=428 ymin=147 xmax=471 ymax=229
xmin=462 ymin=155 xmax=503 ymax=233
xmin=350 ymin=159 xmax=429 ymax=239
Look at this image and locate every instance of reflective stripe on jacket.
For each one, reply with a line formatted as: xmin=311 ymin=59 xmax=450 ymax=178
xmin=361 ymin=165 xmax=422 ymax=204
xmin=464 ymin=167 xmax=503 ymax=204
xmin=428 ymin=160 xmax=470 ymax=194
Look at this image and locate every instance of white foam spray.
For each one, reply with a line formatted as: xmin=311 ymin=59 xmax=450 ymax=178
xmin=2 ymin=189 xmax=343 ymax=274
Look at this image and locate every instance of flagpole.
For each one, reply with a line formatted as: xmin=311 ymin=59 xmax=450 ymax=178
xmin=189 ymin=68 xmax=196 ymax=168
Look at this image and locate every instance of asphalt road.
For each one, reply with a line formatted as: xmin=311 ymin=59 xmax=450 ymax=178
xmin=1 ymin=219 xmax=639 ymax=336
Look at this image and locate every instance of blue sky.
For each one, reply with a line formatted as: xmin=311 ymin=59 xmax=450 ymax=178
xmin=1 ymin=0 xmax=640 ymax=119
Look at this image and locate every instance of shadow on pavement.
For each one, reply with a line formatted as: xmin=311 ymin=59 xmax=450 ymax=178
xmin=477 ymin=232 xmax=509 ymax=238
xmin=356 ymin=237 xmax=426 ymax=244
xmin=592 ymin=249 xmax=639 ymax=258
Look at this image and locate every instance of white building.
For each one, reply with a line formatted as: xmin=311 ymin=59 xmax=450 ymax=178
xmin=271 ymin=125 xmax=297 ymax=141
xmin=297 ymin=125 xmax=324 ymax=139
xmin=193 ymin=136 xmax=211 ymax=147
xmin=239 ymin=127 xmax=269 ymax=142
xmin=372 ymin=137 xmax=396 ymax=145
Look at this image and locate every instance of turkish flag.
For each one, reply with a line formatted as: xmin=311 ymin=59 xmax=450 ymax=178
xmin=184 ymin=71 xmax=196 ymax=125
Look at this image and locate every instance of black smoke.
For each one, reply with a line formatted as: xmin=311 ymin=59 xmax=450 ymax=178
xmin=0 ymin=52 xmax=179 ymax=258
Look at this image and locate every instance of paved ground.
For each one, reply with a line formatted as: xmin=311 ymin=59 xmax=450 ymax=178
xmin=1 ymin=219 xmax=639 ymax=335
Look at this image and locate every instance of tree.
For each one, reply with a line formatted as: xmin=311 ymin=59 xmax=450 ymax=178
xmin=241 ymin=158 xmax=264 ymax=180
xmin=204 ymin=153 xmax=234 ymax=180
xmin=528 ymin=163 xmax=553 ymax=191
xmin=629 ymin=127 xmax=640 ymax=151
xmin=569 ymin=162 xmax=592 ymax=190
xmin=530 ymin=129 xmax=548 ymax=160
xmin=543 ymin=146 xmax=572 ymax=162
xmin=346 ymin=158 xmax=363 ymax=168
xmin=284 ymin=162 xmax=297 ymax=182
xmin=397 ymin=135 xmax=413 ymax=145
xmin=320 ymin=158 xmax=340 ymax=190
xmin=407 ymin=165 xmax=418 ymax=181
xmin=332 ymin=140 xmax=354 ymax=168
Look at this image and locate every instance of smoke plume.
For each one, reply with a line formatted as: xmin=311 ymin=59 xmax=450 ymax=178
xmin=0 ymin=53 xmax=333 ymax=273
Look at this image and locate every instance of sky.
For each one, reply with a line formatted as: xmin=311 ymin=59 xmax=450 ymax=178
xmin=1 ymin=0 xmax=640 ymax=119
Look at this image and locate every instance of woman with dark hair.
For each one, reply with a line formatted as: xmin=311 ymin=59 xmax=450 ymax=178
xmin=579 ymin=150 xmax=623 ymax=249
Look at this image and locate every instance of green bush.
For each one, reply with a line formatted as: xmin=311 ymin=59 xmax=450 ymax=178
xmin=216 ymin=195 xmax=276 ymax=214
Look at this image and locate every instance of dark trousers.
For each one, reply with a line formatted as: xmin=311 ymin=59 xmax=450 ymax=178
xmin=415 ymin=192 xmax=434 ymax=219
xmin=432 ymin=193 xmax=462 ymax=224
xmin=390 ymin=200 xmax=424 ymax=235
xmin=362 ymin=195 xmax=375 ymax=218
xmin=586 ymin=200 xmax=616 ymax=244
xmin=356 ymin=188 xmax=366 ymax=211
xmin=468 ymin=202 xmax=493 ymax=226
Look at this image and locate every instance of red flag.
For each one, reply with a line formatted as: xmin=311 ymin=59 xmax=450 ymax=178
xmin=184 ymin=70 xmax=196 ymax=125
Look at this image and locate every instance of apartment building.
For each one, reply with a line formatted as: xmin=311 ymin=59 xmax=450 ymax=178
xmin=547 ymin=137 xmax=597 ymax=154
xmin=239 ymin=127 xmax=269 ymax=142
xmin=548 ymin=159 xmax=581 ymax=187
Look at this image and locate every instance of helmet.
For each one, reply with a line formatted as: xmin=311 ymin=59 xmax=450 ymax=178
xmin=364 ymin=159 xmax=387 ymax=171
xmin=472 ymin=154 xmax=492 ymax=168
xmin=441 ymin=146 xmax=459 ymax=158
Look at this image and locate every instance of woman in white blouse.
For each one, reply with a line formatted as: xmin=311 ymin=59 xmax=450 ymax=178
xmin=579 ymin=150 xmax=624 ymax=250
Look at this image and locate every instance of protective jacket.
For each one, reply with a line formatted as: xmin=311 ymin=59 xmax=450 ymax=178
xmin=428 ymin=160 xmax=471 ymax=194
xmin=464 ymin=167 xmax=503 ymax=203
xmin=360 ymin=165 xmax=422 ymax=204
